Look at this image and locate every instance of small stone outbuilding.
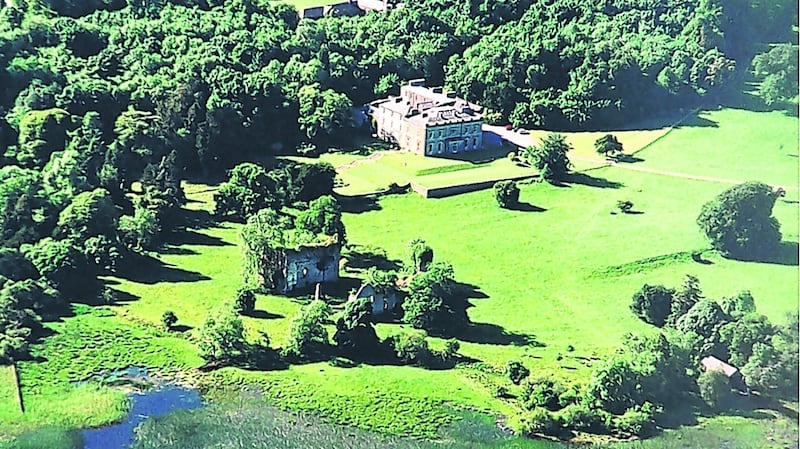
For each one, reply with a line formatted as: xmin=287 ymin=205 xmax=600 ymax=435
xmin=700 ymin=355 xmax=749 ymax=393
xmin=349 ymin=283 xmax=401 ymax=315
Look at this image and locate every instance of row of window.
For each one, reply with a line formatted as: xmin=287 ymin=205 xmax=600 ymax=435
xmin=427 ymin=124 xmax=481 ymax=139
xmin=426 ymin=137 xmax=480 ymax=154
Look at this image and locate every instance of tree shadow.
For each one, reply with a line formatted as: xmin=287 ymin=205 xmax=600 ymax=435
xmin=337 ymin=194 xmax=382 ymax=214
xmin=115 ymin=254 xmax=211 ymax=284
xmin=166 ymin=229 xmax=233 ymax=247
xmin=244 ymin=309 xmax=284 ymax=320
xmin=780 ymin=199 xmax=799 ymax=204
xmin=157 ymin=246 xmax=199 ymax=256
xmin=558 ymin=173 xmax=623 ymax=189
xmin=453 ymin=281 xmax=489 ymax=300
xmin=691 ymin=252 xmax=714 ymax=265
xmin=179 ymin=208 xmax=218 ymax=230
xmin=675 ymin=114 xmax=719 ymax=128
xmin=169 ymin=324 xmax=194 ymax=333
xmin=733 ymin=242 xmax=799 ymax=266
xmin=614 ymin=154 xmax=645 ymax=164
xmin=508 ymin=202 xmax=546 ymax=212
xmin=343 ymin=246 xmax=403 ymax=272
xmin=454 ymin=322 xmax=544 ymax=347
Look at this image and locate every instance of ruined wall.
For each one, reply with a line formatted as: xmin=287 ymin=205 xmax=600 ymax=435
xmin=276 ymin=244 xmax=341 ymax=294
xmin=353 ymin=284 xmax=401 ymax=315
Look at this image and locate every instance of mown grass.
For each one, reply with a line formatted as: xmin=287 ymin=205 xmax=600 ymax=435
xmin=633 ymin=108 xmax=799 ymax=187
xmin=0 ymin=107 xmax=796 ymax=447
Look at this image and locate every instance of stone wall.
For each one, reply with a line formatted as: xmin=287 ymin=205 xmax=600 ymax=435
xmin=275 ymin=244 xmax=341 ymax=294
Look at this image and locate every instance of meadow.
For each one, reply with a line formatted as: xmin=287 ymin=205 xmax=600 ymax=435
xmin=0 ymin=106 xmax=797 ymax=447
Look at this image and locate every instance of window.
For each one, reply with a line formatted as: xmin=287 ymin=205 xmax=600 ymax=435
xmin=473 ymin=137 xmax=478 ymax=148
xmin=427 ymin=143 xmax=433 ymax=154
xmin=383 ymin=300 xmax=389 ymax=310
xmin=302 ymin=267 xmax=308 ymax=278
xmin=438 ymin=143 xmax=443 ymax=153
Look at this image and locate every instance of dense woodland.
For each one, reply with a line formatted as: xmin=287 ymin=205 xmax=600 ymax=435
xmin=0 ymin=0 xmax=798 ymax=442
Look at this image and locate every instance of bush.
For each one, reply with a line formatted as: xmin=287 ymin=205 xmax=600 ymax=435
xmin=506 ymin=360 xmax=530 ymax=385
xmin=234 ymin=287 xmax=256 ymax=315
xmin=161 ymin=310 xmax=178 ymax=330
xmin=697 ymin=369 xmax=731 ymax=410
xmin=517 ymin=408 xmax=563 ymax=437
xmin=558 ymin=403 xmax=612 ymax=434
xmin=520 ymin=376 xmax=565 ymax=411
xmin=613 ymin=403 xmax=658 ymax=438
xmin=494 ymin=385 xmax=512 ymax=399
xmin=390 ymin=331 xmax=432 ymax=366
xmin=493 ymin=180 xmax=520 ymax=208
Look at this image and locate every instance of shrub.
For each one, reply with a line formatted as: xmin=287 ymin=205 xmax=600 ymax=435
xmin=390 ymin=331 xmax=432 ymax=366
xmin=520 ymin=376 xmax=565 ymax=411
xmin=558 ymin=403 xmax=612 ymax=434
xmin=493 ymin=180 xmax=520 ymax=208
xmin=234 ymin=287 xmax=256 ymax=315
xmin=613 ymin=403 xmax=658 ymax=438
xmin=494 ymin=385 xmax=512 ymax=399
xmin=161 ymin=311 xmax=178 ymax=330
xmin=506 ymin=360 xmax=530 ymax=385
xmin=517 ymin=408 xmax=563 ymax=437
xmin=697 ymin=369 xmax=731 ymax=410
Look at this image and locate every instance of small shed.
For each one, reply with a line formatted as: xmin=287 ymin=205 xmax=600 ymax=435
xmin=349 ymin=283 xmax=400 ymax=316
xmin=700 ymin=356 xmax=749 ymax=393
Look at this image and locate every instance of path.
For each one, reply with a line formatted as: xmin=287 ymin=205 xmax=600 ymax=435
xmin=335 ymin=151 xmax=384 ymax=170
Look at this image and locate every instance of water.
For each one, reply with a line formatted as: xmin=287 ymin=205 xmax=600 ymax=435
xmin=80 ymin=372 xmax=203 ymax=449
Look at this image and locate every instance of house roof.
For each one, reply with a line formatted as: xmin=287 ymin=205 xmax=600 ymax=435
xmin=700 ymin=356 xmax=739 ymax=378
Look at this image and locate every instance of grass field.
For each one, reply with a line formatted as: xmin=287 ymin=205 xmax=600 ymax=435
xmin=0 ymin=106 xmax=797 ymax=447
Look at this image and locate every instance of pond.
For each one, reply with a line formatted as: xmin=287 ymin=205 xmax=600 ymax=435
xmin=81 ymin=369 xmax=204 ymax=449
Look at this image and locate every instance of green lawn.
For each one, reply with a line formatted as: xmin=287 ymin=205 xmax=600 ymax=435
xmin=1 ymin=107 xmax=797 ymax=446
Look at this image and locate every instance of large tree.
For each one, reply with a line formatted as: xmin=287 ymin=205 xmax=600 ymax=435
xmin=697 ymin=181 xmax=782 ymax=259
xmin=520 ymin=134 xmax=572 ymax=182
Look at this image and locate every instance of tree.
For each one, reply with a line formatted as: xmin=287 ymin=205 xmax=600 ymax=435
xmin=698 ymin=369 xmax=730 ymax=410
xmin=15 ymin=108 xmax=73 ymax=168
xmin=594 ymin=134 xmax=623 ymax=158
xmin=214 ymin=163 xmax=278 ymax=220
xmin=333 ymin=296 xmax=380 ymax=357
xmin=668 ymin=275 xmax=704 ymax=325
xmin=55 ymin=188 xmax=119 ymax=243
xmin=675 ymin=300 xmax=730 ymax=357
xmin=720 ymin=290 xmax=756 ymax=319
xmin=285 ymin=300 xmax=331 ymax=358
xmin=118 ymin=203 xmax=160 ymax=251
xmin=719 ymin=313 xmax=775 ymax=367
xmin=630 ymin=284 xmax=674 ymax=327
xmin=294 ymin=195 xmax=345 ymax=241
xmin=197 ymin=308 xmax=249 ymax=362
xmin=403 ymin=261 xmax=464 ymax=332
xmin=520 ymin=133 xmax=572 ymax=182
xmin=752 ymin=44 xmax=798 ymax=106
xmin=493 ymin=180 xmax=520 ymax=208
xmin=697 ymin=181 xmax=782 ymax=259
xmin=297 ymin=84 xmax=353 ymax=141
xmin=506 ymin=360 xmax=530 ymax=385
xmin=234 ymin=287 xmax=257 ymax=315
xmin=161 ymin=310 xmax=178 ymax=330
xmin=616 ymin=200 xmax=634 ymax=214
xmin=408 ymin=238 xmax=433 ymax=272
xmin=22 ymin=238 xmax=92 ymax=293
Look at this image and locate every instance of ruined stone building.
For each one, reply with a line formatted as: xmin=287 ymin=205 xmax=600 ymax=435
xmin=369 ymin=79 xmax=484 ymax=156
xmin=274 ymin=243 xmax=341 ymax=294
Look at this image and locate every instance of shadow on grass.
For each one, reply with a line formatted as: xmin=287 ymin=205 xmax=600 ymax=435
xmin=115 ymin=254 xmax=211 ymax=284
xmin=557 ymin=173 xmax=624 ymax=189
xmin=158 ymin=246 xmax=200 ymax=256
xmin=244 ymin=309 xmax=284 ymax=320
xmin=675 ymin=114 xmax=719 ymax=128
xmin=615 ymin=154 xmax=645 ymax=163
xmin=169 ymin=325 xmax=194 ymax=333
xmin=343 ymin=246 xmax=403 ymax=272
xmin=454 ymin=322 xmax=544 ymax=347
xmin=453 ymin=281 xmax=489 ymax=300
xmin=731 ymin=241 xmax=799 ymax=267
xmin=337 ymin=194 xmax=382 ymax=214
xmin=167 ymin=229 xmax=233 ymax=247
xmin=507 ymin=202 xmax=546 ymax=212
